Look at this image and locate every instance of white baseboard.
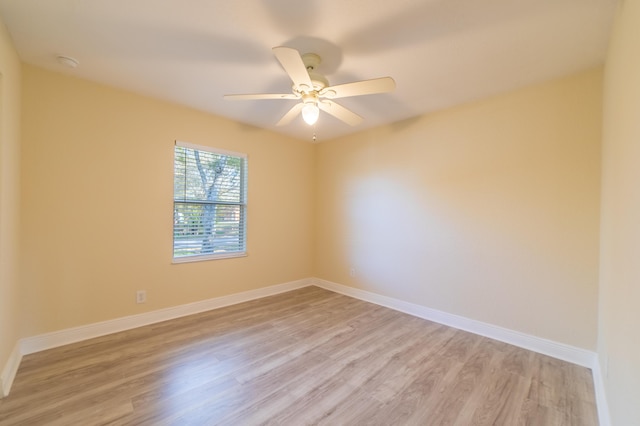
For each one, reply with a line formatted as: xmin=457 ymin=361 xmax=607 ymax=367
xmin=19 ymin=278 xmax=313 ymax=356
xmin=313 ymin=278 xmax=597 ymax=369
xmin=312 ymin=278 xmax=614 ymax=423
xmin=1 ymin=343 xmax=22 ymax=398
xmin=592 ymin=359 xmax=611 ymax=426
xmin=3 ymin=275 xmax=610 ymax=423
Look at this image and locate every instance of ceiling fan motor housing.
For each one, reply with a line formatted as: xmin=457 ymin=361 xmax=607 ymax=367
xmin=301 ymin=53 xmax=328 ymax=92
xmin=309 ymin=71 xmax=329 ymax=92
xmin=301 ymin=52 xmax=321 ymax=70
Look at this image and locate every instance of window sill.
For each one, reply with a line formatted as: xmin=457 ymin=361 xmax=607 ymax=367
xmin=172 ymin=252 xmax=247 ymax=264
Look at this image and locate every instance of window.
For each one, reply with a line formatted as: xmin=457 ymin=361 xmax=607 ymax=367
xmin=173 ymin=141 xmax=247 ymax=262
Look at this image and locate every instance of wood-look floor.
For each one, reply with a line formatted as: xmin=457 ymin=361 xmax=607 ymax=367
xmin=0 ymin=286 xmax=598 ymax=425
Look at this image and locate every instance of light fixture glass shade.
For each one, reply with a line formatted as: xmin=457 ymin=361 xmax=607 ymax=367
xmin=301 ymin=103 xmax=320 ymax=125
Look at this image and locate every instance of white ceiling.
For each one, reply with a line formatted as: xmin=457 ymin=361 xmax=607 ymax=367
xmin=0 ymin=0 xmax=617 ymax=142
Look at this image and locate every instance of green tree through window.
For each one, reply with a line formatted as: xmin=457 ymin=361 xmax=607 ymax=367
xmin=173 ymin=142 xmax=247 ymax=261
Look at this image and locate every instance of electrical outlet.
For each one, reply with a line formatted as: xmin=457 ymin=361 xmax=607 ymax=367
xmin=349 ymin=267 xmax=356 ymax=277
xmin=136 ymin=290 xmax=146 ymax=304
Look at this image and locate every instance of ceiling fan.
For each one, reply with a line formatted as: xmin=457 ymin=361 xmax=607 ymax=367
xmin=223 ymin=46 xmax=395 ymax=127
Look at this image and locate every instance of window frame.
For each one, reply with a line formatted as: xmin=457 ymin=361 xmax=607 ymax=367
xmin=172 ymin=140 xmax=248 ymax=263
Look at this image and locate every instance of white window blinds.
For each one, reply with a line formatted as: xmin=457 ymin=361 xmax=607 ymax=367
xmin=173 ymin=141 xmax=247 ymax=261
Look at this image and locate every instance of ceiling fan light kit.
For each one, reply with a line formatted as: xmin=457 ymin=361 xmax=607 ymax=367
xmin=224 ymin=46 xmax=395 ymax=128
xmin=302 ymin=103 xmax=320 ymax=125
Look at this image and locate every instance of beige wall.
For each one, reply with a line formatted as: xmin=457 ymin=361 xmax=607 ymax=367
xmin=316 ymin=69 xmax=602 ymax=349
xmin=20 ymin=64 xmax=315 ymax=336
xmin=3 ymin=19 xmax=633 ymax=419
xmin=0 ymin=18 xmax=21 ymax=392
xmin=599 ymin=1 xmax=640 ymax=424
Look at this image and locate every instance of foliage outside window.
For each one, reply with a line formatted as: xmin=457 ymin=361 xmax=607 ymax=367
xmin=173 ymin=141 xmax=247 ymax=262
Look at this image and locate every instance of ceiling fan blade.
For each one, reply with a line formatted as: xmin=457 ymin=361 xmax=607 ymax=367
xmin=320 ymin=77 xmax=396 ymax=99
xmin=272 ymin=46 xmax=313 ymax=92
xmin=223 ymin=93 xmax=298 ymax=100
xmin=318 ymin=100 xmax=363 ymax=126
xmin=276 ymin=103 xmax=305 ymax=126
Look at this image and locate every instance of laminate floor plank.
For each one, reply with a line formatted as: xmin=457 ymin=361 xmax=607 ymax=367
xmin=260 ymin=318 xmax=433 ymax=425
xmin=313 ymin=326 xmax=458 ymax=425
xmin=0 ymin=286 xmax=599 ymax=425
xmin=408 ymin=339 xmax=498 ymax=425
xmin=218 ymin=313 xmax=425 ymax=424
